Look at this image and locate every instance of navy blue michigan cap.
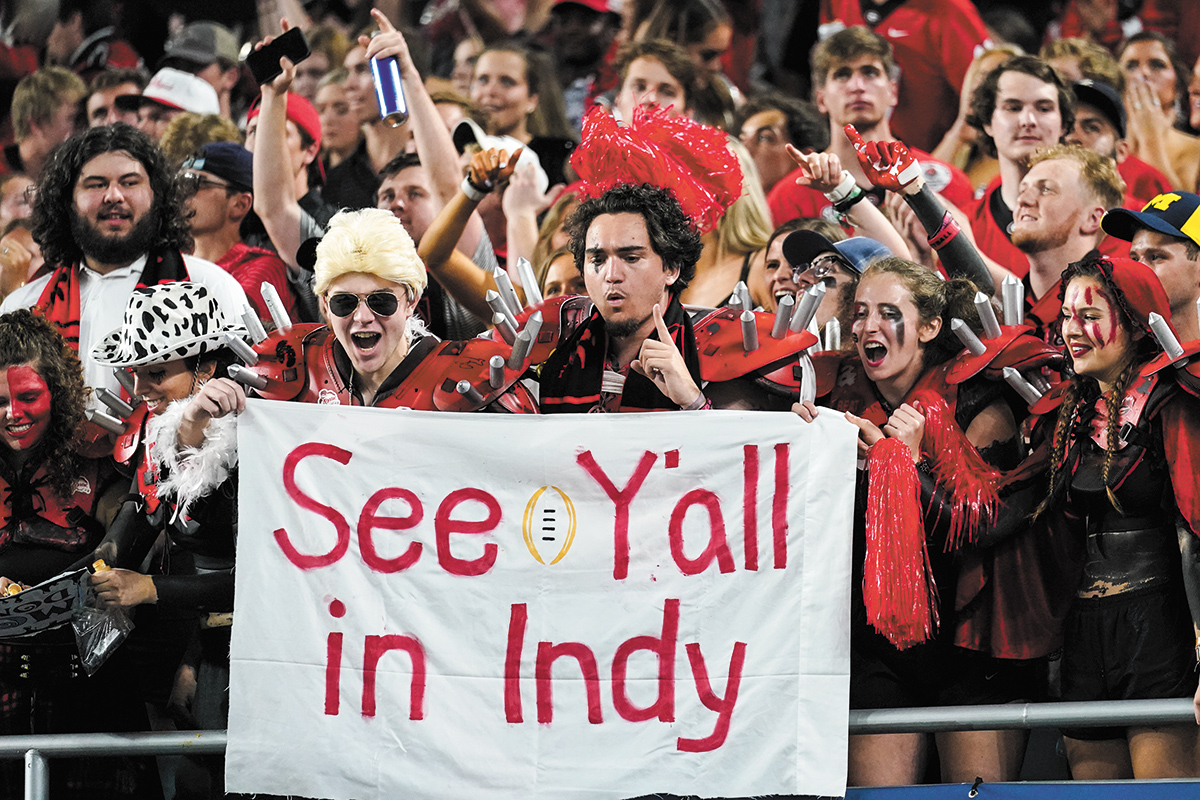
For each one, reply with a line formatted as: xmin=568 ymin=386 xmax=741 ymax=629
xmin=182 ymin=142 xmax=254 ymax=193
xmin=1102 ymin=191 xmax=1200 ymax=247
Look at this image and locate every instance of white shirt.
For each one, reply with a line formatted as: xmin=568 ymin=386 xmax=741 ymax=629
xmin=1 ymin=254 xmax=249 ymax=400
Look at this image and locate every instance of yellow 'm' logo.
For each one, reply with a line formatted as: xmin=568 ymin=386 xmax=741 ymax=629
xmin=1145 ymin=193 xmax=1181 ymax=211
xmin=522 ymin=486 xmax=577 ymax=565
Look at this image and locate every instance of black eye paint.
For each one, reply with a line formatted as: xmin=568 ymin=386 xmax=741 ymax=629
xmin=888 ymin=316 xmax=905 ymax=347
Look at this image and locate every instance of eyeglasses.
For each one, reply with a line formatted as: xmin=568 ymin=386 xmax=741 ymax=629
xmin=327 ymin=291 xmax=401 ymax=318
xmin=179 ymin=171 xmax=232 ymax=193
xmin=793 ymin=253 xmax=849 ymax=283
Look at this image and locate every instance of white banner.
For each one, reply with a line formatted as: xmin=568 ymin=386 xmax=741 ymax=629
xmin=227 ymin=400 xmax=856 ymax=800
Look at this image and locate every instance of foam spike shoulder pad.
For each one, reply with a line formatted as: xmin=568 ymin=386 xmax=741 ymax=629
xmin=112 ymin=403 xmax=152 ymax=466
xmin=370 ymin=337 xmax=534 ymax=412
xmin=948 ymin=327 xmax=1061 ymax=385
xmin=692 ymin=307 xmax=817 ymax=383
xmin=498 ymin=295 xmax=594 ymax=367
xmin=241 ymin=323 xmax=326 ymax=401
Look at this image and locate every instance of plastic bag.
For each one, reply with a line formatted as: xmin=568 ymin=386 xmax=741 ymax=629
xmin=71 ymin=560 xmax=134 ymax=676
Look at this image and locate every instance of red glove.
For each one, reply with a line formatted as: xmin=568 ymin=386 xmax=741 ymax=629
xmin=845 ymin=124 xmax=923 ymax=193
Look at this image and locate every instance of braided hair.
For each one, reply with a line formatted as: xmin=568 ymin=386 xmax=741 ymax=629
xmin=1040 ymin=253 xmax=1160 ymax=515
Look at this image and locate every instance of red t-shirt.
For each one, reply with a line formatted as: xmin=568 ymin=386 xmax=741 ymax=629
xmin=1118 ymin=156 xmax=1172 ymax=209
xmin=965 ymin=177 xmax=1029 ymax=278
xmin=819 ymin=0 xmax=990 ymax=153
xmin=767 ymin=146 xmax=973 ymax=226
xmin=217 ymin=242 xmax=298 ymax=324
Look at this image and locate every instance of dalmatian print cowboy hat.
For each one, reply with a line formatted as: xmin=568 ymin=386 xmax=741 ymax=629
xmin=91 ymin=282 xmax=249 ymax=368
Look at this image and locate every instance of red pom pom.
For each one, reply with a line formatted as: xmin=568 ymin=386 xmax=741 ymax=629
xmin=864 ymin=437 xmax=938 ymax=650
xmin=910 ymin=390 xmax=1001 ymax=551
xmin=569 ymin=105 xmax=742 ymax=233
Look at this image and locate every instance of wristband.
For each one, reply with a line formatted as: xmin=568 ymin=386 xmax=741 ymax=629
xmin=824 ymin=170 xmax=859 ymax=204
xmin=460 ymin=175 xmax=491 ymax=202
xmin=832 ymin=186 xmax=867 ymax=214
xmin=681 ymin=391 xmax=708 ymax=411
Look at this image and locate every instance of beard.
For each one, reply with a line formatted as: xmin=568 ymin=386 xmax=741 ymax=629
xmin=69 ymin=203 xmax=160 ymax=266
xmin=1012 ymin=223 xmax=1070 ymax=255
xmin=604 ymin=316 xmax=646 ymax=340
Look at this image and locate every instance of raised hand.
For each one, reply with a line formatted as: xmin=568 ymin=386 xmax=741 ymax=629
xmin=784 ymin=145 xmax=847 ymax=194
xmin=630 ymin=304 xmax=702 ymax=407
xmin=178 ymin=377 xmax=246 ymax=449
xmin=845 ymin=124 xmax=923 ymax=193
xmin=468 ymin=147 xmax=523 ymax=192
xmin=362 ymin=8 xmax=416 ymax=76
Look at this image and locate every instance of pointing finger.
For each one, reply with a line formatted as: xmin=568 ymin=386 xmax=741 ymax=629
xmin=844 ymin=124 xmax=866 ymax=149
xmin=652 ymin=303 xmax=672 ymax=344
xmin=371 ymin=8 xmax=396 ymax=33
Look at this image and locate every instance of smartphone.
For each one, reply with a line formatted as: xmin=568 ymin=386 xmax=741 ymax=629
xmin=245 ymin=27 xmax=311 ymax=86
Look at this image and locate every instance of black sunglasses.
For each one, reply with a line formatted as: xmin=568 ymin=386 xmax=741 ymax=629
xmin=327 ymin=291 xmax=401 ymax=318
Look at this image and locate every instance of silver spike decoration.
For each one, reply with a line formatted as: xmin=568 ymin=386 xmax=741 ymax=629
xmin=95 ymin=388 xmax=134 ymax=419
xmin=740 ymin=310 xmax=759 ymax=352
xmin=260 ymin=282 xmax=292 ymax=333
xmin=489 ymin=355 xmax=505 ymax=389
xmin=1003 ymin=366 xmax=1043 ymax=405
xmin=455 ymin=380 xmax=485 ymax=404
xmin=492 ymin=265 xmax=523 ymax=320
xmin=951 ymin=318 xmax=987 ymax=356
xmin=790 ymin=282 xmax=826 ymax=333
xmin=515 ymin=257 xmax=542 ymax=307
xmin=1001 ymin=275 xmax=1024 ymax=326
xmin=492 ymin=312 xmax=516 ymax=344
xmin=727 ymin=294 xmax=743 ymax=313
xmin=486 ymin=290 xmax=518 ymax=334
xmin=508 ymin=329 xmax=533 ymax=369
xmin=113 ymin=367 xmax=136 ymax=396
xmin=734 ymin=280 xmax=751 ymax=312
xmin=227 ymin=364 xmax=267 ymax=391
xmin=1148 ymin=312 xmax=1185 ymax=362
xmin=523 ymin=310 xmax=543 ymax=343
xmin=223 ymin=332 xmax=259 ymax=365
xmin=86 ymin=408 xmax=126 ymax=435
xmin=771 ymin=295 xmax=794 ymax=338
xmin=824 ymin=317 xmax=841 ymax=351
xmin=242 ymin=306 xmax=268 ymax=344
xmin=975 ymin=292 xmax=1002 ymax=339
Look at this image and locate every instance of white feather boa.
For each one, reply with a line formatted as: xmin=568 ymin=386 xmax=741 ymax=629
xmin=147 ymin=399 xmax=238 ymax=522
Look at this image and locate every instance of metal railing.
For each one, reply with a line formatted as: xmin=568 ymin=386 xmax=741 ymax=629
xmin=0 ymin=699 xmax=1194 ymax=799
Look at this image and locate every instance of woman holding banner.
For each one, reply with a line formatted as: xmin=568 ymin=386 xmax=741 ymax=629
xmin=0 ymin=310 xmax=156 ymax=798
xmin=793 ymin=258 xmax=1048 ymax=786
xmin=1034 ymin=254 xmax=1200 ymax=780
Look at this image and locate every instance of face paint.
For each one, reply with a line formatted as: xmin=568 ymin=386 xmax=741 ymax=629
xmin=1061 ymin=276 xmax=1132 ymax=389
xmin=0 ymin=364 xmax=52 ymax=452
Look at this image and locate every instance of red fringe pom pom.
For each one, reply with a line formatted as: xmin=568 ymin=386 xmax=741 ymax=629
xmin=911 ymin=390 xmax=1002 ymax=551
xmin=864 ymin=437 xmax=938 ymax=650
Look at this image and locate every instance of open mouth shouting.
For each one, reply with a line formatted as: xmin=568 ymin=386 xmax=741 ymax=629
xmin=351 ymin=331 xmax=383 ymax=353
xmin=861 ymin=340 xmax=887 ymax=367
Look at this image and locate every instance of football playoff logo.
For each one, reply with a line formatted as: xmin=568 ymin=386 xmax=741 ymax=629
xmin=522 ymin=486 xmax=577 ymax=565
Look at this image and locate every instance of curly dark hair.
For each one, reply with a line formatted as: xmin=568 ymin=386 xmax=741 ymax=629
xmin=32 ymin=123 xmax=193 ymax=270
xmin=966 ymin=55 xmax=1076 ymax=160
xmin=0 ymin=310 xmax=88 ymax=499
xmin=565 ymin=182 xmax=702 ymax=296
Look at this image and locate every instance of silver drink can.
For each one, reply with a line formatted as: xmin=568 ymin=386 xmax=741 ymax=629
xmin=371 ymin=55 xmax=409 ymax=127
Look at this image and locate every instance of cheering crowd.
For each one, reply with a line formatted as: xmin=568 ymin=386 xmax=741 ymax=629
xmin=0 ymin=0 xmax=1199 ymax=796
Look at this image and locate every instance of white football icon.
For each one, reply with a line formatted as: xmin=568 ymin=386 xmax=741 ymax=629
xmin=522 ymin=485 xmax=577 ymax=565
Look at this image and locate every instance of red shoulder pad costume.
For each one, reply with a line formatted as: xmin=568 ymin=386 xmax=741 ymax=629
xmin=947 ymin=325 xmax=1064 ymax=384
xmin=689 ymin=307 xmax=817 ymax=382
xmin=500 ymin=295 xmax=594 ymax=368
xmin=241 ymin=325 xmax=536 ymax=412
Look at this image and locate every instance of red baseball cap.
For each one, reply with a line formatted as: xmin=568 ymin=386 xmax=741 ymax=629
xmin=248 ymin=92 xmax=322 ymax=149
xmin=248 ymin=92 xmax=324 ymax=183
